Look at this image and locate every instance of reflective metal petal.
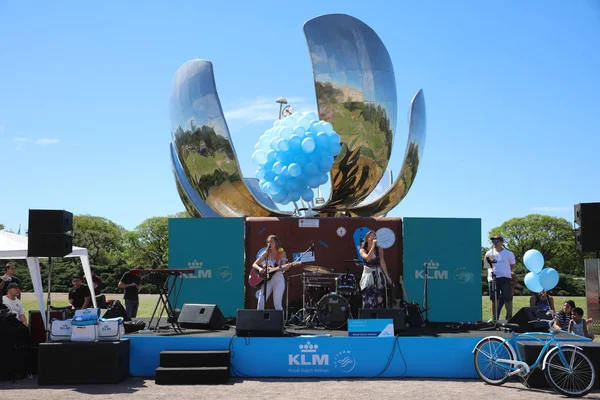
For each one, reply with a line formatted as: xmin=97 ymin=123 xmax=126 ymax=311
xmin=304 ymin=14 xmax=397 ymax=209
xmin=346 ymin=89 xmax=426 ymax=217
xmin=169 ymin=60 xmax=291 ymax=217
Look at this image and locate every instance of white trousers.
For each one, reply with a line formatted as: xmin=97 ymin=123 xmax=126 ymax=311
xmin=257 ymin=271 xmax=285 ymax=310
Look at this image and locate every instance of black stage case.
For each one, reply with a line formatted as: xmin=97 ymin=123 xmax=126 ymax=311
xmin=38 ymin=339 xmax=130 ymax=385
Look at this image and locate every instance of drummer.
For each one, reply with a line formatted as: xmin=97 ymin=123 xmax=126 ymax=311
xmin=359 ymin=231 xmax=393 ymax=309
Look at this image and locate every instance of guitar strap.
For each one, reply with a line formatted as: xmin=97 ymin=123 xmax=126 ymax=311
xmin=275 ymin=249 xmax=282 ymax=267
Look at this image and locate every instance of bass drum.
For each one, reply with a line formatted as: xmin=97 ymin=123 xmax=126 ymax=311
xmin=316 ymin=293 xmax=350 ymax=330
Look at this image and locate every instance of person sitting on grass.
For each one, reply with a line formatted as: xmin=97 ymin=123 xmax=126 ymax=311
xmin=529 ymin=290 xmax=555 ymax=311
xmin=569 ymin=307 xmax=595 ymax=340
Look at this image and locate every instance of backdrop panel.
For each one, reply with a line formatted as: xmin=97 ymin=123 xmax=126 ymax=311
xmin=168 ymin=218 xmax=245 ymax=317
xmin=402 ymin=217 xmax=481 ymax=322
xmin=245 ymin=217 xmax=403 ymax=315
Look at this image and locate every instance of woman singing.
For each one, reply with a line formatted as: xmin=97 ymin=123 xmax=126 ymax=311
xmin=252 ymin=235 xmax=288 ymax=310
xmin=359 ymin=231 xmax=392 ymax=309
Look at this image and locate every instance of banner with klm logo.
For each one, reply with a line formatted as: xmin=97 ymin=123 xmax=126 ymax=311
xmin=168 ymin=218 xmax=245 ymax=317
xmin=403 ymin=217 xmax=481 ymax=322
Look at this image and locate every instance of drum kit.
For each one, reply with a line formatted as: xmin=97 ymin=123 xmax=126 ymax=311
xmin=289 ymin=260 xmax=362 ymax=329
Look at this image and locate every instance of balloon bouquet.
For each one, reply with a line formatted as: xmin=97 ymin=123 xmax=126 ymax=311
xmin=251 ymin=112 xmax=342 ymax=207
xmin=523 ymin=249 xmax=560 ymax=293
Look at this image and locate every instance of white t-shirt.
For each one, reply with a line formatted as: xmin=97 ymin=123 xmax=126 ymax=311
xmin=484 ymin=248 xmax=515 ymax=279
xmin=2 ymin=295 xmax=25 ymax=317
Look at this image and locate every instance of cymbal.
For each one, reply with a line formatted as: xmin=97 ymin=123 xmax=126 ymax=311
xmin=303 ymin=265 xmax=334 ymax=273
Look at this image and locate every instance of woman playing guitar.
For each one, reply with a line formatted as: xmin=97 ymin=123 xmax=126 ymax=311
xmin=252 ymin=235 xmax=293 ymax=311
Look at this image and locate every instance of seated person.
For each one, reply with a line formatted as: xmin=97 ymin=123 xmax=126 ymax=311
xmin=1 ymin=283 xmax=27 ymax=326
xmin=569 ymin=307 xmax=595 ymax=340
xmin=68 ymin=275 xmax=91 ymax=310
xmin=530 ymin=290 xmax=555 ymax=311
xmin=554 ymin=300 xmax=575 ymax=331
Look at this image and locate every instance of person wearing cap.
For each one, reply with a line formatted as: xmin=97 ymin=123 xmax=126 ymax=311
xmin=485 ymin=235 xmax=516 ymax=321
xmin=2 ymin=282 xmax=27 ymax=326
xmin=0 ymin=262 xmax=21 ymax=300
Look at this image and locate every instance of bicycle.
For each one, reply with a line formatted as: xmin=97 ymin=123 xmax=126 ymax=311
xmin=472 ymin=311 xmax=596 ymax=397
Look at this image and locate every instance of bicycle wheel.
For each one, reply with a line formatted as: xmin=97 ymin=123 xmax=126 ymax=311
xmin=544 ymin=347 xmax=595 ymax=397
xmin=473 ymin=337 xmax=514 ymax=385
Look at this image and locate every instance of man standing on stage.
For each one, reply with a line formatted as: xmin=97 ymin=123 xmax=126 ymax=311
xmin=118 ymin=266 xmax=142 ymax=318
xmin=0 ymin=262 xmax=21 ymax=302
xmin=485 ymin=235 xmax=516 ymax=321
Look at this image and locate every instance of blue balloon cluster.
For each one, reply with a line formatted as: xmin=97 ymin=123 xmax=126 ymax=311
xmin=251 ymin=111 xmax=342 ymax=204
xmin=523 ymin=249 xmax=560 ymax=292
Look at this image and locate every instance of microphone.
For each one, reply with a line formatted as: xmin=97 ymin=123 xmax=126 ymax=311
xmin=311 ymin=242 xmax=315 ymax=253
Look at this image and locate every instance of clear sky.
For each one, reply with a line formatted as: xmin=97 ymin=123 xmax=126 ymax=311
xmin=1 ymin=1 xmax=599 ymax=246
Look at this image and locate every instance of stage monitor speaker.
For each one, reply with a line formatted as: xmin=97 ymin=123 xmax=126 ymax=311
xmin=28 ymin=209 xmax=73 ymax=234
xmin=575 ymin=203 xmax=600 ymax=229
xmin=575 ymin=228 xmax=600 ymax=253
xmin=507 ymin=306 xmax=550 ymax=333
xmin=236 ymin=309 xmax=284 ymax=337
xmin=178 ymin=304 xmax=226 ymax=330
xmin=358 ymin=308 xmax=406 ymax=334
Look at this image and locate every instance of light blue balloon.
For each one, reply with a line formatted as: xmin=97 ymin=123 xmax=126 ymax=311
xmin=266 ymin=149 xmax=276 ymax=162
xmin=304 ymin=111 xmax=318 ymax=121
xmin=289 ymin=191 xmax=301 ymax=202
xmin=288 ymin=163 xmax=302 ymax=177
xmin=293 ymin=126 xmax=306 ymax=137
xmin=280 ymin=127 xmax=293 ymax=139
xmin=329 ymin=142 xmax=342 ymax=156
xmin=285 ymin=178 xmax=299 ymax=192
xmin=298 ymin=117 xmax=312 ymax=130
xmin=289 ymin=135 xmax=302 ymax=150
xmin=252 ymin=150 xmax=267 ymax=165
xmin=301 ymin=188 xmax=314 ymax=202
xmin=280 ymin=166 xmax=288 ymax=176
xmin=307 ymin=176 xmax=320 ymax=188
xmin=259 ymin=135 xmax=271 ymax=148
xmin=523 ymin=249 xmax=544 ymax=274
xmin=321 ymin=121 xmax=334 ymax=134
xmin=259 ymin=180 xmax=268 ymax=191
xmin=277 ymin=139 xmax=290 ymax=152
xmin=316 ymin=132 xmax=329 ymax=148
xmin=282 ymin=116 xmax=296 ymax=128
xmin=524 ymin=272 xmax=544 ymax=293
xmin=271 ymin=191 xmax=287 ymax=204
xmin=268 ymin=182 xmax=282 ymax=195
xmin=273 ymin=119 xmax=282 ymax=127
xmin=256 ymin=169 xmax=265 ymax=180
xmin=274 ymin=174 xmax=288 ymax=186
xmin=539 ymin=268 xmax=559 ymax=291
xmin=264 ymin=171 xmax=276 ymax=182
xmin=302 ymin=137 xmax=316 ymax=154
xmin=273 ymin=161 xmax=284 ymax=174
xmin=318 ymin=173 xmax=328 ymax=185
xmin=318 ymin=158 xmax=333 ymax=173
xmin=305 ymin=162 xmax=318 ymax=176
xmin=329 ymin=132 xmax=340 ymax=144
xmin=269 ymin=137 xmax=280 ymax=150
xmin=254 ymin=142 xmax=261 ymax=151
xmin=293 ymin=153 xmax=308 ymax=166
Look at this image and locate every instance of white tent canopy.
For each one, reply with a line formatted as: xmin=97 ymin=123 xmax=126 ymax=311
xmin=0 ymin=230 xmax=97 ymax=326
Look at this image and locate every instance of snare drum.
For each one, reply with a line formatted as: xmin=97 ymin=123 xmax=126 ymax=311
xmin=335 ymin=273 xmax=357 ymax=295
xmin=316 ymin=293 xmax=350 ymax=330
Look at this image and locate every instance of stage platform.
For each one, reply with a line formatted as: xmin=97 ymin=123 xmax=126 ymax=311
xmin=125 ymin=321 xmax=595 ymax=379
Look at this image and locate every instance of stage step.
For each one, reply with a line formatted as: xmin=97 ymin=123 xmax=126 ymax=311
xmin=159 ymin=350 xmax=230 ymax=368
xmin=155 ymin=350 xmax=230 ymax=385
xmin=155 ymin=366 xmax=229 ymax=385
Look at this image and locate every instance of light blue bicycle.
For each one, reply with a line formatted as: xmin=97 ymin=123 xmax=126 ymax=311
xmin=473 ymin=311 xmax=596 ymax=397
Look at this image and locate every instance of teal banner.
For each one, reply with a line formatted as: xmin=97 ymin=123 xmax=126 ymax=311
xmin=168 ymin=218 xmax=245 ymax=317
xmin=403 ymin=217 xmax=481 ymax=322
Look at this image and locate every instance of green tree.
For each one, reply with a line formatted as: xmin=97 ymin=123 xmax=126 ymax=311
xmin=0 ymin=223 xmax=4 ymax=230
xmin=73 ymin=215 xmax=126 ymax=266
xmin=489 ymin=214 xmax=584 ymax=277
xmin=124 ymin=216 xmax=169 ymax=268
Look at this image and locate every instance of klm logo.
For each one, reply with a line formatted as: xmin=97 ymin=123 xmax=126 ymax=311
xmin=183 ymin=260 xmax=212 ymax=279
xmin=288 ymin=341 xmax=329 ymax=366
xmin=102 ymin=325 xmax=112 ymax=331
xmin=415 ymin=261 xmax=448 ymax=280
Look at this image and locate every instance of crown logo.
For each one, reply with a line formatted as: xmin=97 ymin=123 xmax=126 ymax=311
xmin=424 ymin=260 xmax=439 ymax=269
xmin=188 ymin=260 xmax=203 ymax=268
xmin=298 ymin=341 xmax=318 ymax=353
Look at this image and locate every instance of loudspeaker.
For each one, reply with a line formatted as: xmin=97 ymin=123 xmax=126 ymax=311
xmin=178 ymin=304 xmax=226 ymax=330
xmin=358 ymin=308 xmax=406 ymax=334
xmin=28 ymin=209 xmax=73 ymax=234
xmin=507 ymin=306 xmax=549 ymax=333
xmin=575 ymin=203 xmax=600 ymax=229
xmin=29 ymin=310 xmax=65 ymax=344
xmin=27 ymin=209 xmax=73 ymax=257
xmin=235 ymin=309 xmax=284 ymax=337
xmin=575 ymin=228 xmax=600 ymax=253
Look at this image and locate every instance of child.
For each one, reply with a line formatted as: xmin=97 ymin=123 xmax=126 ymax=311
xmin=554 ymin=300 xmax=575 ymax=331
xmin=569 ymin=307 xmax=595 ymax=340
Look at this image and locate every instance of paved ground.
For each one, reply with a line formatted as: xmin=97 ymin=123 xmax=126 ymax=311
xmin=2 ymin=377 xmax=600 ymax=399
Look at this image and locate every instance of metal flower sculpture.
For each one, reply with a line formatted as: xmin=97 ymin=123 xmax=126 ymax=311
xmin=169 ymin=14 xmax=426 ymax=218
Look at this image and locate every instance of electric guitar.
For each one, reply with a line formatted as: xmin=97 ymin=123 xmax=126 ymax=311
xmin=248 ymin=261 xmax=303 ymax=288
xmin=386 ymin=272 xmax=404 ymax=309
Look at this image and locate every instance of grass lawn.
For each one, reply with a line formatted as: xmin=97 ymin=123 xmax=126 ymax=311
xmin=20 ymin=293 xmax=585 ymax=322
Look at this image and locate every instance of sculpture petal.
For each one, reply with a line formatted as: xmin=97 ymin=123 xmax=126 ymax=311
xmin=169 ymin=60 xmax=291 ymax=217
xmin=304 ymin=14 xmax=397 ymax=209
xmin=346 ymin=89 xmax=426 ymax=217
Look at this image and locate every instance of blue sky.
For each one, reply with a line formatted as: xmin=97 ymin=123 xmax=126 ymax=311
xmin=1 ymin=1 xmax=599 ymax=246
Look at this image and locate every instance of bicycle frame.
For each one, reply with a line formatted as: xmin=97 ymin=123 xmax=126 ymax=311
xmin=490 ymin=330 xmax=591 ymax=375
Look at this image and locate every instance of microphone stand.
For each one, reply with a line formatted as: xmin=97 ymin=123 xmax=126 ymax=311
xmin=423 ymin=262 xmax=430 ymax=325
xmin=286 ymin=243 xmax=315 ymax=326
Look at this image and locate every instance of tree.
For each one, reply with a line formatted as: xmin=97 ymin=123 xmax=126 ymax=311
xmin=124 ymin=217 xmax=169 ymax=268
xmin=73 ymin=215 xmax=126 ymax=266
xmin=488 ymin=214 xmax=584 ymax=277
xmin=0 ymin=223 xmax=4 ymax=230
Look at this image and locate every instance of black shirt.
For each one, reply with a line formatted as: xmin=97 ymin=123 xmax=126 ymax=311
xmin=120 ymin=272 xmax=141 ymax=301
xmin=69 ymin=285 xmax=91 ymax=309
xmin=1 ymin=276 xmax=21 ymax=297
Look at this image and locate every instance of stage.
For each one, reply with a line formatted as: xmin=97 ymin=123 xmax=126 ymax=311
xmin=125 ymin=322 xmax=594 ymax=379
